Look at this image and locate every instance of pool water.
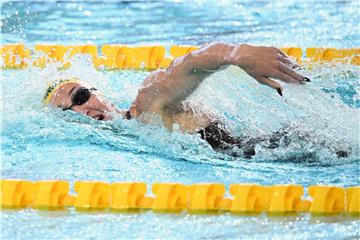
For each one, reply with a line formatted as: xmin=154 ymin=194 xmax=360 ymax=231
xmin=1 ymin=1 xmax=360 ymax=239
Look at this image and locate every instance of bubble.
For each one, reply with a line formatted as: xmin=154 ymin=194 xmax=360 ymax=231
xmin=83 ymin=10 xmax=92 ymax=16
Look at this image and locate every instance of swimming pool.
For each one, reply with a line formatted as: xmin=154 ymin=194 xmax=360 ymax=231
xmin=1 ymin=1 xmax=359 ymax=239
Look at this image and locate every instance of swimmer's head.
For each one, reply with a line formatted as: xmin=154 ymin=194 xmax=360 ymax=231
xmin=43 ymin=78 xmax=119 ymax=120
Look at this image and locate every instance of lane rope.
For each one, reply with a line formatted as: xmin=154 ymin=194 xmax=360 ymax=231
xmin=1 ymin=180 xmax=359 ymax=215
xmin=1 ymin=44 xmax=359 ymax=69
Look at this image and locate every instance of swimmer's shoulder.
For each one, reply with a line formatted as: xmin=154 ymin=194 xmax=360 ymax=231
xmin=130 ymin=70 xmax=169 ymax=118
xmin=142 ymin=69 xmax=167 ymax=86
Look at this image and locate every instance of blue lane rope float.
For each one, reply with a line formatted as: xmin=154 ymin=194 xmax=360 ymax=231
xmin=0 ymin=180 xmax=359 ymax=215
xmin=1 ymin=44 xmax=359 ymax=69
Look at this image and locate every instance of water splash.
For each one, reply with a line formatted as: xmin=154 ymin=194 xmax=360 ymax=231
xmin=2 ymin=55 xmax=359 ymax=168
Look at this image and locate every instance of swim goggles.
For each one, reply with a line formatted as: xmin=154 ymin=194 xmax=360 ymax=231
xmin=63 ymin=87 xmax=97 ymax=111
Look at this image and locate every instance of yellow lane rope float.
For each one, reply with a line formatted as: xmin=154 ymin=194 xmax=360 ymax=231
xmin=0 ymin=180 xmax=359 ymax=215
xmin=0 ymin=44 xmax=359 ymax=70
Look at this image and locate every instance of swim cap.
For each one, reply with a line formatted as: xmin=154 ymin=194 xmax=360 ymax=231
xmin=43 ymin=78 xmax=80 ymax=105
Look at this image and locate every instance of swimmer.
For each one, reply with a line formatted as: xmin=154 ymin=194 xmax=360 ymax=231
xmin=44 ymin=43 xmax=317 ymax=158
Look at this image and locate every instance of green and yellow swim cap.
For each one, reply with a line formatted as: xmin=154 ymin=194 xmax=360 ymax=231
xmin=43 ymin=78 xmax=80 ymax=105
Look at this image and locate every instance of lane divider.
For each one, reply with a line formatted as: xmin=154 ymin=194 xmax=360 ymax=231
xmin=1 ymin=44 xmax=359 ymax=70
xmin=1 ymin=180 xmax=359 ymax=215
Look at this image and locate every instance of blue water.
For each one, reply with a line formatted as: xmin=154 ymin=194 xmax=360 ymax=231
xmin=1 ymin=1 xmax=360 ymax=239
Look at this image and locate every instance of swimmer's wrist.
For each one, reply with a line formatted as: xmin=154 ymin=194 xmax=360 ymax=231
xmin=228 ymin=44 xmax=251 ymax=68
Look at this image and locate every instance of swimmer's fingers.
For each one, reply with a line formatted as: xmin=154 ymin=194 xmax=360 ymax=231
xmin=278 ymin=63 xmax=305 ymax=83
xmin=278 ymin=49 xmax=288 ymax=58
xmin=267 ymin=67 xmax=298 ymax=84
xmin=255 ymin=76 xmax=283 ymax=96
xmin=278 ymin=55 xmax=300 ymax=69
xmin=277 ymin=48 xmax=301 ymax=69
xmin=271 ymin=48 xmax=304 ymax=83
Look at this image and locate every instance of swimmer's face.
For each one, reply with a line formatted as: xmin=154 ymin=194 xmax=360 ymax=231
xmin=50 ymin=82 xmax=116 ymax=121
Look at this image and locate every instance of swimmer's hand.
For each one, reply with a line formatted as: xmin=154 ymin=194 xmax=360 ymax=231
xmin=232 ymin=44 xmax=307 ymax=95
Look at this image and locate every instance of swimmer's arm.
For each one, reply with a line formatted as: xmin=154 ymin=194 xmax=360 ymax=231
xmin=164 ymin=43 xmax=306 ymax=101
xmin=130 ymin=42 xmax=305 ymax=116
xmin=169 ymin=42 xmax=306 ymax=92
